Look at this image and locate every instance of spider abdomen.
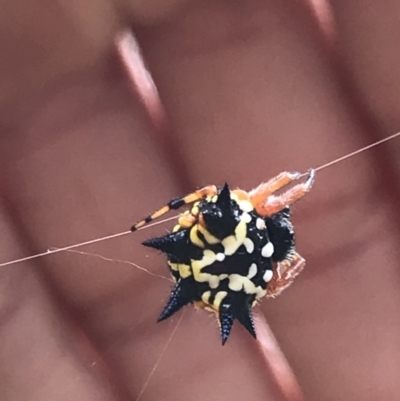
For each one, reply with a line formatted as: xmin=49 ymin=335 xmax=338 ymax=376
xmin=143 ymin=184 xmax=295 ymax=343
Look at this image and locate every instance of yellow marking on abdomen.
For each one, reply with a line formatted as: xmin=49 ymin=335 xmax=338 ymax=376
xmin=201 ymin=291 xmax=211 ymax=304
xmin=197 ymin=224 xmax=220 ymax=245
xmin=213 ymin=291 xmax=228 ymax=309
xmin=191 ymin=250 xmax=228 ymax=288
xmin=179 ymin=263 xmax=191 ymax=278
xmin=167 ymin=262 xmax=179 ymax=271
xmin=190 ymin=226 xmax=205 ymax=248
xmin=191 ymin=250 xmax=217 ymax=280
xmin=222 ymin=219 xmax=247 ymax=255
xmin=228 ymin=274 xmax=266 ymax=299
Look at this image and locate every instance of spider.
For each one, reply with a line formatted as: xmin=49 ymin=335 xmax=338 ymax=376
xmin=131 ymin=169 xmax=315 ymax=344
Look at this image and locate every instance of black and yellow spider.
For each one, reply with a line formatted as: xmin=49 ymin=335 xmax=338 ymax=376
xmin=131 ymin=169 xmax=315 ymax=344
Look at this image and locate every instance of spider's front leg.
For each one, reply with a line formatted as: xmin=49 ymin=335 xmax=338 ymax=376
xmin=131 ymin=185 xmax=218 ymax=231
xmin=249 ymin=171 xmax=302 ymax=206
xmin=266 ymin=252 xmax=306 ymax=298
xmin=255 ymin=169 xmax=315 ymax=217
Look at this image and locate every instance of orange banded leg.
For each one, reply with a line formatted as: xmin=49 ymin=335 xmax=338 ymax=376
xmin=131 ymin=185 xmax=218 ymax=231
xmin=255 ymin=169 xmax=315 ymax=217
xmin=266 ymin=252 xmax=306 ymax=298
xmin=249 ymin=171 xmax=301 ymax=206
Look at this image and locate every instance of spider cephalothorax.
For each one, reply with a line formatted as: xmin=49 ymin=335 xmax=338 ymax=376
xmin=131 ymin=170 xmax=315 ymax=344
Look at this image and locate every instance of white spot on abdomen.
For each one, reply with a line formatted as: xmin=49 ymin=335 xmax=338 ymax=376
xmin=216 ymin=253 xmax=225 ymax=262
xmin=256 ymin=218 xmax=266 ymax=230
xmin=261 ymin=242 xmax=274 ymax=258
xmin=248 ymin=263 xmax=257 ymax=279
xmin=263 ymin=270 xmax=274 ymax=282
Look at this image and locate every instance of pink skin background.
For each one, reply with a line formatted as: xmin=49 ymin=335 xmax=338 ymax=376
xmin=1 ymin=1 xmax=400 ymax=400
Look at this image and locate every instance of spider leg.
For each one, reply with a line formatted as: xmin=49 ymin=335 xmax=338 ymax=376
xmin=255 ymin=169 xmax=315 ymax=217
xmin=176 ymin=210 xmax=197 ymax=229
xmin=131 ymin=185 xmax=218 ymax=232
xmin=249 ymin=171 xmax=301 ymax=206
xmin=266 ymin=252 xmax=306 ymax=298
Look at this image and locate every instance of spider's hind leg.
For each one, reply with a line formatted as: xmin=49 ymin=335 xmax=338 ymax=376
xmin=266 ymin=252 xmax=306 ymax=298
xmin=130 ymin=185 xmax=218 ymax=231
